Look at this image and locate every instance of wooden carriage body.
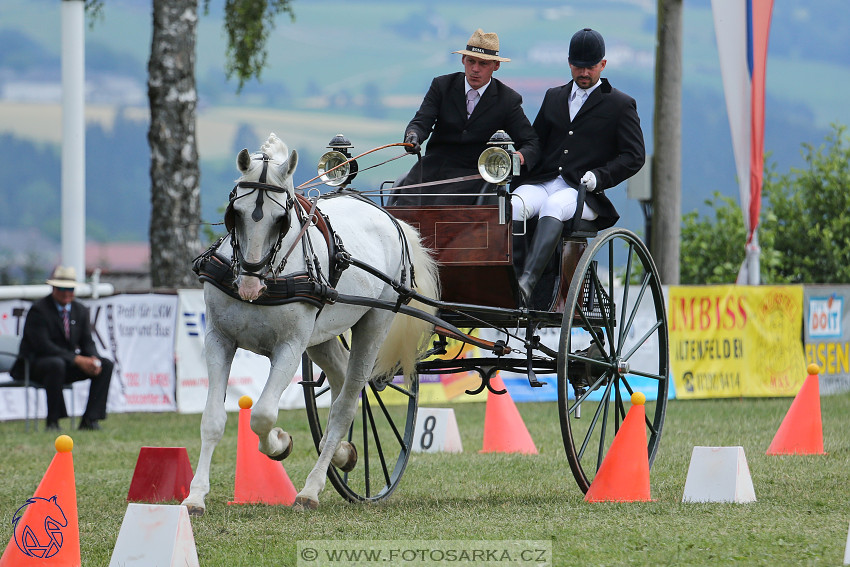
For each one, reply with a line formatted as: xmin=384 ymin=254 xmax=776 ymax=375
xmin=385 ymin=203 xmax=588 ymax=314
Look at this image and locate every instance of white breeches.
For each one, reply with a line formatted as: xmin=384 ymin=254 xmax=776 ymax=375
xmin=511 ymin=176 xmax=599 ymax=222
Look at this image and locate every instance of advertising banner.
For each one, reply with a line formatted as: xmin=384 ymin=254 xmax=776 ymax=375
xmin=670 ymin=285 xmax=806 ymax=398
xmin=803 ymin=285 xmax=850 ymax=395
xmin=89 ymin=294 xmax=178 ymax=413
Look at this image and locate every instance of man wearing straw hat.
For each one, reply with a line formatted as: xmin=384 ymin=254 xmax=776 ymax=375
xmin=12 ymin=265 xmax=113 ymax=431
xmin=391 ymin=28 xmax=539 ymax=205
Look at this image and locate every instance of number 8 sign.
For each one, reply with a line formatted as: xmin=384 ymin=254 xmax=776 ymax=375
xmin=412 ymin=408 xmax=463 ymax=453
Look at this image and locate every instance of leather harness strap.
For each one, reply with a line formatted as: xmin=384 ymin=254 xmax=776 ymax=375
xmin=433 ymin=325 xmax=512 ymax=356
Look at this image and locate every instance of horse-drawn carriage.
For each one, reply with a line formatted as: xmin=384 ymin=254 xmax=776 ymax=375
xmin=184 ymin=132 xmax=668 ymax=513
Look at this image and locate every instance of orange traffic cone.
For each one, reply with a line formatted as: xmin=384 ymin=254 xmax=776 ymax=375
xmin=0 ymin=436 xmax=81 ymax=566
xmin=228 ymin=396 xmax=297 ymax=506
xmin=480 ymin=374 xmax=538 ymax=454
xmin=585 ymin=392 xmax=652 ymax=502
xmin=127 ymin=447 xmax=194 ymax=503
xmin=766 ymin=363 xmax=826 ymax=455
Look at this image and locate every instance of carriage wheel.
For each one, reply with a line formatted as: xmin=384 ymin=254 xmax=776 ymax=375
xmin=557 ymin=227 xmax=669 ymax=492
xmin=301 ymin=354 xmax=419 ymax=503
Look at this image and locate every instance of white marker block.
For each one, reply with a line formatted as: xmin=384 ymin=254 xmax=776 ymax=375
xmin=412 ymin=408 xmax=463 ymax=453
xmin=109 ymin=504 xmax=199 ymax=567
xmin=682 ymin=446 xmax=756 ymax=503
xmin=844 ymin=521 xmax=850 ymax=565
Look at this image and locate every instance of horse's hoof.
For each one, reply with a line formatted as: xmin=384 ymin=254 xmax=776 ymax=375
xmin=267 ymin=432 xmax=293 ymax=461
xmin=337 ymin=442 xmax=357 ymax=473
xmin=184 ymin=504 xmax=206 ymax=517
xmin=293 ymin=496 xmax=318 ymax=512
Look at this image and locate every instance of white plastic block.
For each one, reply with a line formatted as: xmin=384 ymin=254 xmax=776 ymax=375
xmin=682 ymin=446 xmax=756 ymax=503
xmin=109 ymin=503 xmax=199 ymax=567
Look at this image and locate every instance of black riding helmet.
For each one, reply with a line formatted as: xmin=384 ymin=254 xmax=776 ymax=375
xmin=568 ymin=28 xmax=605 ymax=67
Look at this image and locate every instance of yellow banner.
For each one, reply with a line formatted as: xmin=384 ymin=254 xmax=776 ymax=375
xmin=670 ymin=285 xmax=806 ymax=398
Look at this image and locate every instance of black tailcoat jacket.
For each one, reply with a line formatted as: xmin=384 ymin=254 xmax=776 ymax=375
xmin=518 ymin=78 xmax=645 ymax=229
xmin=11 ymin=295 xmax=100 ymax=379
xmin=393 ymin=72 xmax=540 ymax=205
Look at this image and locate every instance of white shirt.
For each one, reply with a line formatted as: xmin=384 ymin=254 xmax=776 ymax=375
xmin=569 ymin=79 xmax=601 ymax=120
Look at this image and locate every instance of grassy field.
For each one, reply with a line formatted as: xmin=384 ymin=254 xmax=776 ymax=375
xmin=2 ymin=392 xmax=849 ymax=566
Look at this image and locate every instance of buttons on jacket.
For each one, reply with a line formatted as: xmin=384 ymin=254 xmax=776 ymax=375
xmin=563 ymin=149 xmax=569 ymax=154
xmin=568 ymin=131 xmax=574 ymax=135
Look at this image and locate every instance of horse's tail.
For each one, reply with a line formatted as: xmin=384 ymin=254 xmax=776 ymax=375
xmin=372 ymin=221 xmax=440 ymax=381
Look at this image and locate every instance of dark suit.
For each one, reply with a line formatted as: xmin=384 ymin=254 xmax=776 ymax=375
xmin=12 ymin=295 xmax=113 ymax=424
xmin=518 ymin=78 xmax=645 ymax=229
xmin=392 ymin=72 xmax=539 ymax=205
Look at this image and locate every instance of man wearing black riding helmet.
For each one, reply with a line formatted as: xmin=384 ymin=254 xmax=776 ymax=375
xmin=511 ymin=28 xmax=646 ymax=305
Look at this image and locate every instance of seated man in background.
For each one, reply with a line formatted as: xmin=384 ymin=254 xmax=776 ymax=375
xmin=390 ymin=28 xmax=539 ymax=205
xmin=12 ymin=265 xmax=114 ymax=431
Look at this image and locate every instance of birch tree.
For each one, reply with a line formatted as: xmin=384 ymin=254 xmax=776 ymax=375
xmin=148 ymin=0 xmax=294 ymax=287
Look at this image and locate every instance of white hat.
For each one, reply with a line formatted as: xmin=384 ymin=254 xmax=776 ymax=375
xmin=46 ymin=265 xmax=81 ymax=289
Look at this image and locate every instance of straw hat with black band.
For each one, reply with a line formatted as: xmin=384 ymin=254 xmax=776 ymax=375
xmin=453 ymin=29 xmax=511 ymax=62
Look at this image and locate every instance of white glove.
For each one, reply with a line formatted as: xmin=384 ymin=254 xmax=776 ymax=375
xmin=581 ymin=171 xmax=597 ymax=191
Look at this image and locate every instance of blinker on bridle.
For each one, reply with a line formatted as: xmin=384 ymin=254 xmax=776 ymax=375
xmin=227 ymin=152 xmax=298 ymax=277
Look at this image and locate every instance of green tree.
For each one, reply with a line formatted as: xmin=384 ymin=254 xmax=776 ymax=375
xmin=680 ymin=192 xmax=746 ymax=284
xmin=760 ymin=124 xmax=850 ymax=283
xmin=680 ymin=124 xmax=850 ymax=284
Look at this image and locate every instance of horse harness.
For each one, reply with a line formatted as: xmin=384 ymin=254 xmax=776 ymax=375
xmin=194 ymin=155 xmax=417 ymax=311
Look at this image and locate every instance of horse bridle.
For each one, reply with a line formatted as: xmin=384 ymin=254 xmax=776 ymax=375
xmin=225 ymin=153 xmax=296 ymax=278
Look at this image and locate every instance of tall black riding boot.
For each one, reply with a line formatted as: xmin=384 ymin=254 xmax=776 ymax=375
xmin=512 ymin=232 xmax=527 ymax=279
xmin=517 ymin=216 xmax=564 ymax=305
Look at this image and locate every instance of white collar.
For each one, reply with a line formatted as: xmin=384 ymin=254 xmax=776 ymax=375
xmin=571 ymin=79 xmax=601 ymax=99
xmin=465 ymin=78 xmax=491 ymax=98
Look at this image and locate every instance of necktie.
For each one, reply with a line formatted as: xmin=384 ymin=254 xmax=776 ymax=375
xmin=570 ymin=89 xmax=587 ymax=120
xmin=466 ymin=89 xmax=479 ymax=118
xmin=62 ymin=308 xmax=70 ymax=340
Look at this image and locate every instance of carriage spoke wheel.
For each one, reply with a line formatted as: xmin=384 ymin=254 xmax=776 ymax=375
xmin=557 ymin=228 xmax=669 ymax=492
xmin=301 ymin=355 xmax=419 ymax=503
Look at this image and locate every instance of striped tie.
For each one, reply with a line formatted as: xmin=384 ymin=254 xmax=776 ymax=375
xmin=466 ymin=89 xmax=479 ymax=118
xmin=63 ymin=308 xmax=70 ymax=340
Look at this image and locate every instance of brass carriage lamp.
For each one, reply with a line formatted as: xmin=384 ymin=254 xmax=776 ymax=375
xmin=317 ymin=133 xmax=359 ymax=188
xmin=477 ymin=130 xmax=519 ymax=224
xmin=477 ymin=130 xmax=520 ymax=186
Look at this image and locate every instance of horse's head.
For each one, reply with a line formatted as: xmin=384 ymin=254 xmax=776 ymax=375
xmin=226 ymin=133 xmax=299 ymax=301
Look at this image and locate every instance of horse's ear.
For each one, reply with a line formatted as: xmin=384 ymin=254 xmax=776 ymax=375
xmin=237 ymin=148 xmax=251 ymax=173
xmin=279 ymin=149 xmax=298 ymax=179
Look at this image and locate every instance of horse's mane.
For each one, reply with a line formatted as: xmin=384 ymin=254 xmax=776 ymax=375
xmin=238 ymin=133 xmax=296 ymax=192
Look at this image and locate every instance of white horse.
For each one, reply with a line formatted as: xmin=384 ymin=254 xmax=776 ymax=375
xmin=182 ymin=133 xmax=439 ymax=513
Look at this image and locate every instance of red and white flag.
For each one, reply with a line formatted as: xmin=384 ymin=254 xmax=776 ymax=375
xmin=712 ymin=0 xmax=774 ymax=284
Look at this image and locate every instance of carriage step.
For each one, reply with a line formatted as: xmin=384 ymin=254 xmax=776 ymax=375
xmin=526 ymin=368 xmax=547 ymax=388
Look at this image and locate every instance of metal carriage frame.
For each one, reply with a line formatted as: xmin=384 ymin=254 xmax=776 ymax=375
xmin=298 ymin=165 xmax=670 ymax=503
